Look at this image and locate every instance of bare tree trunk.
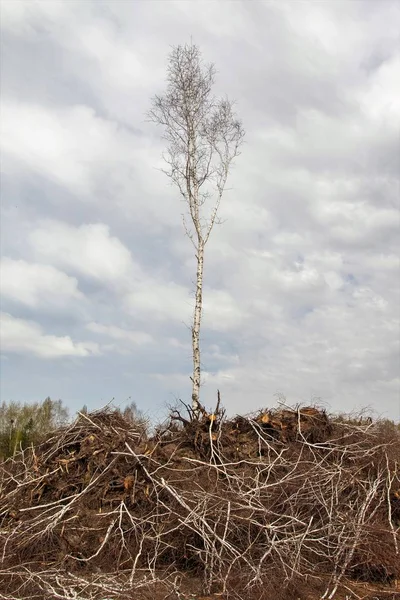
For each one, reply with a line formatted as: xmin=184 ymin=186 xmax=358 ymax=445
xmin=191 ymin=241 xmax=204 ymax=413
xmin=149 ymin=43 xmax=244 ymax=415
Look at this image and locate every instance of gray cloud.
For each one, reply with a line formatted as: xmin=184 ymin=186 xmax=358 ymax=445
xmin=0 ymin=0 xmax=399 ymax=420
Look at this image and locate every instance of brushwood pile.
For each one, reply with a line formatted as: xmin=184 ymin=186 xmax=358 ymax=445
xmin=1 ymin=403 xmax=399 ymax=600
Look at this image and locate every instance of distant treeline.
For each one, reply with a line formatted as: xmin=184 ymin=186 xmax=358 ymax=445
xmin=0 ymin=398 xmax=144 ymax=459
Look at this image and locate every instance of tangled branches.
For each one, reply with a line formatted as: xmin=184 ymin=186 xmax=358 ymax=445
xmin=0 ymin=406 xmax=399 ymax=599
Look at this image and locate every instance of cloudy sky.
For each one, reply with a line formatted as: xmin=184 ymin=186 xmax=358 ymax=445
xmin=1 ymin=0 xmax=399 ymax=421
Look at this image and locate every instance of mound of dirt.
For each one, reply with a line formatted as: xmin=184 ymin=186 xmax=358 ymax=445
xmin=1 ymin=405 xmax=399 ymax=600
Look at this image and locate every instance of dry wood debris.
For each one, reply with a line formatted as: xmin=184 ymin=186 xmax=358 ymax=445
xmin=0 ymin=403 xmax=399 ymax=600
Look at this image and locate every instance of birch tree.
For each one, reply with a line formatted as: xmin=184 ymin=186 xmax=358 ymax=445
xmin=149 ymin=42 xmax=244 ymax=414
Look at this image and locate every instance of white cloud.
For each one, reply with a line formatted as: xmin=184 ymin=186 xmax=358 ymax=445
xmin=1 ymin=0 xmax=399 ymax=418
xmin=0 ymin=103 xmax=127 ymax=196
xmin=0 ymin=312 xmax=99 ymax=358
xmin=123 ymin=279 xmax=244 ymax=334
xmin=0 ymin=0 xmax=69 ymax=35
xmin=0 ymin=258 xmax=84 ymax=310
xmin=28 ymin=221 xmax=136 ymax=287
xmin=86 ymin=322 xmax=153 ymax=345
xmin=199 ymin=281 xmax=399 ymax=415
xmin=123 ymin=281 xmax=191 ymax=323
xmin=0 ymin=0 xmax=163 ymax=92
xmin=203 ymin=289 xmax=245 ymax=332
xmin=360 ymin=54 xmax=400 ymax=122
xmin=0 ymin=100 xmax=181 ymax=233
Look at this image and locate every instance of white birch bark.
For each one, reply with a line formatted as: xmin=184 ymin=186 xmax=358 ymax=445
xmin=149 ymin=42 xmax=244 ymax=416
xmin=191 ymin=241 xmax=204 ymax=412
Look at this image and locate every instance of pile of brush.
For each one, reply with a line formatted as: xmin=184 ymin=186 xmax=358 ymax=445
xmin=0 ymin=403 xmax=399 ymax=600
